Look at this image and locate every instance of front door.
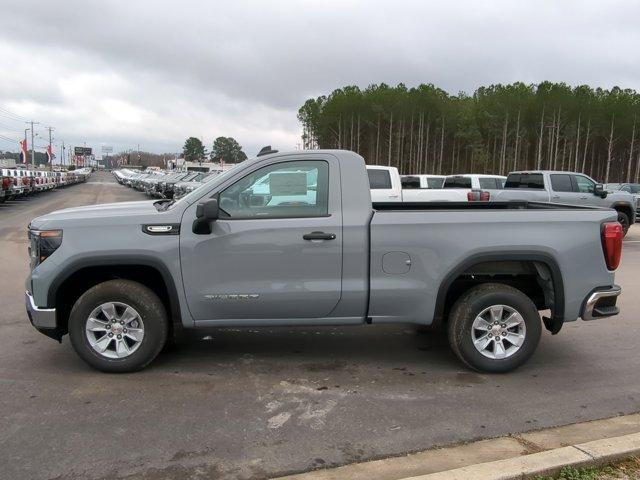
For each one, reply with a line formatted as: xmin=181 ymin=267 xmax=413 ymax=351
xmin=549 ymin=173 xmax=575 ymax=204
xmin=180 ymin=157 xmax=343 ymax=321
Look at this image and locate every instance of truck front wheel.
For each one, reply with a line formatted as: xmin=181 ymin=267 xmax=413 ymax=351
xmin=447 ymin=283 xmax=541 ymax=373
xmin=616 ymin=211 xmax=630 ymax=236
xmin=68 ymin=280 xmax=168 ymax=373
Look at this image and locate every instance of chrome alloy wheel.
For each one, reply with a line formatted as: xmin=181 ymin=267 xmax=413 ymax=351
xmin=471 ymin=305 xmax=526 ymax=360
xmin=85 ymin=302 xmax=145 ymax=359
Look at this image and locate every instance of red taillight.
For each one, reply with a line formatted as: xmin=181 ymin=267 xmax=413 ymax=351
xmin=1 ymin=177 xmax=10 ymax=188
xmin=602 ymin=222 xmax=623 ymax=270
xmin=22 ymin=177 xmax=29 ymax=185
xmin=467 ymin=190 xmax=491 ymax=202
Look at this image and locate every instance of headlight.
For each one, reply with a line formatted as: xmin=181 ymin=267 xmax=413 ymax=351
xmin=28 ymin=229 xmax=63 ymax=269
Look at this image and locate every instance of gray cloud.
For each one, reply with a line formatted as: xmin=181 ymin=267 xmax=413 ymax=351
xmin=1 ymin=0 xmax=639 ymax=155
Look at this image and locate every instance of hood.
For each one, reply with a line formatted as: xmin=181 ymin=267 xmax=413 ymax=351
xmin=30 ymin=200 xmax=160 ymax=226
xmin=607 ymin=190 xmax=636 ymax=202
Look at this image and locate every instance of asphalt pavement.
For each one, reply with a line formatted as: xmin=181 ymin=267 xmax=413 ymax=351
xmin=1 ymin=172 xmax=640 ymax=480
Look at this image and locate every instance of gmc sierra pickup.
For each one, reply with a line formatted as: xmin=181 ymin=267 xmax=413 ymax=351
xmin=26 ymin=149 xmax=623 ymax=373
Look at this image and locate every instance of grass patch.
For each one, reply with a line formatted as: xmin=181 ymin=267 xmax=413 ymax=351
xmin=535 ymin=457 xmax=640 ymax=480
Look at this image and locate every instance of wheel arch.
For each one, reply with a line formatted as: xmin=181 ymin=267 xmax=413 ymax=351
xmin=612 ymin=202 xmax=635 ymax=225
xmin=434 ymin=252 xmax=565 ymax=331
xmin=49 ymin=256 xmax=182 ymax=338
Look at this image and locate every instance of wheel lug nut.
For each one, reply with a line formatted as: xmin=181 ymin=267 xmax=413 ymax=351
xmin=502 ymin=331 xmax=507 ymax=336
xmin=501 ymin=324 xmax=506 ymax=328
xmin=123 ymin=329 xmax=127 ymax=333
xmin=120 ymin=321 xmax=124 ymax=325
xmin=117 ymin=334 xmax=122 ymax=339
xmin=488 ymin=333 xmax=492 ymax=338
xmin=108 ymin=333 xmax=113 ymax=337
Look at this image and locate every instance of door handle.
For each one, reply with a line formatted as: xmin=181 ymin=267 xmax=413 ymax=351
xmin=551 ymin=195 xmax=560 ymax=200
xmin=580 ymin=196 xmax=588 ymax=200
xmin=303 ymin=231 xmax=336 ymax=241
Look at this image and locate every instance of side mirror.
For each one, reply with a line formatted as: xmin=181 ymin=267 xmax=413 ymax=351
xmin=196 ymin=198 xmax=219 ymax=221
xmin=193 ymin=198 xmax=219 ymax=234
xmin=594 ymin=184 xmax=608 ymax=199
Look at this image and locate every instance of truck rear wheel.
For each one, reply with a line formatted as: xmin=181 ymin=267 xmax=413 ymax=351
xmin=447 ymin=283 xmax=541 ymax=373
xmin=68 ymin=280 xmax=168 ymax=373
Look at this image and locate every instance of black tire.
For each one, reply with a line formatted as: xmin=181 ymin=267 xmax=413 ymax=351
xmin=617 ymin=211 xmax=630 ymax=236
xmin=447 ymin=283 xmax=542 ymax=373
xmin=68 ymin=280 xmax=168 ymax=373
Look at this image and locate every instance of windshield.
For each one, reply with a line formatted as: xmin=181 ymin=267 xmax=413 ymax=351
xmin=167 ymin=160 xmax=249 ymax=209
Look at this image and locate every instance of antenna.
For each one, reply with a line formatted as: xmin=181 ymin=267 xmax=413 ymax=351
xmin=257 ymin=146 xmax=278 ymax=157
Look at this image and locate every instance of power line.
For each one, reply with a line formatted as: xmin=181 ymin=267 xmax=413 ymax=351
xmin=0 ymin=106 xmax=29 ymax=122
xmin=0 ymin=121 xmax=24 ymax=134
xmin=0 ymin=133 xmax=19 ymax=144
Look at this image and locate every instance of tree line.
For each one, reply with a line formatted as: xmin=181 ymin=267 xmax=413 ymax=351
xmin=298 ymin=82 xmax=640 ymax=183
xmin=183 ymin=136 xmax=247 ymax=164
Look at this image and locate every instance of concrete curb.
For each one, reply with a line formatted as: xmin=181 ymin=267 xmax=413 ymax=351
xmin=403 ymin=432 xmax=640 ymax=479
xmin=274 ymin=414 xmax=640 ymax=480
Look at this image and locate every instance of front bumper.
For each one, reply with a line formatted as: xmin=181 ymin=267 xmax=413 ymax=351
xmin=25 ymin=291 xmax=62 ymax=341
xmin=581 ymin=285 xmax=621 ymax=320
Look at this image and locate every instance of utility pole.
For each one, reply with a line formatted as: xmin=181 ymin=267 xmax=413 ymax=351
xmin=46 ymin=126 xmax=54 ymax=170
xmin=27 ymin=121 xmax=39 ymax=168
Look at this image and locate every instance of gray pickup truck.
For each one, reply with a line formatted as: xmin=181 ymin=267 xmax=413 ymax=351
xmin=25 ymin=150 xmax=624 ymax=373
xmin=491 ymin=171 xmax=637 ymax=234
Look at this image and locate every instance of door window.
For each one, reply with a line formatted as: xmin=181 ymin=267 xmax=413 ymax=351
xmin=550 ymin=174 xmax=573 ymax=192
xmin=218 ymin=161 xmax=329 ymax=219
xmin=368 ymin=169 xmax=392 ymax=189
xmin=574 ymin=175 xmax=595 ymax=193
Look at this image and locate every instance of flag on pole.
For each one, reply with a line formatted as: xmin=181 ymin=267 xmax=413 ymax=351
xmin=19 ymin=139 xmax=28 ymax=164
xmin=46 ymin=145 xmax=54 ymax=164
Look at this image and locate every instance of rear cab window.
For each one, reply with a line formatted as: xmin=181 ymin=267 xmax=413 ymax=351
xmin=443 ymin=176 xmax=472 ymax=189
xmin=505 ymin=173 xmax=545 ymax=189
xmin=478 ymin=178 xmax=503 ymax=189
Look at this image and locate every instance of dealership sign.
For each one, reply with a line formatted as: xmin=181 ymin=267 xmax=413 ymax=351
xmin=74 ymin=147 xmax=92 ymax=155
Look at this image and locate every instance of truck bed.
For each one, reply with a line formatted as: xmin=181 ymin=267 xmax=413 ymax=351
xmin=372 ymin=201 xmax=605 ymax=211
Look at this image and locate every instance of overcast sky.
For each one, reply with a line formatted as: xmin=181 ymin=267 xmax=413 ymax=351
xmin=1 ymin=0 xmax=639 ymax=159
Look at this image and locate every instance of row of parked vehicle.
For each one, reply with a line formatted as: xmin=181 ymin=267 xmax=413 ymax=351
xmin=0 ymin=167 xmax=91 ymax=203
xmin=367 ymin=166 xmax=640 ymax=234
xmin=113 ymin=168 xmax=219 ymax=199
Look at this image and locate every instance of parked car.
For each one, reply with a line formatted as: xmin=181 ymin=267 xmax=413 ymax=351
xmin=155 ymin=172 xmax=198 ymax=198
xmin=26 ymin=149 xmax=623 ymax=374
xmin=491 ymin=171 xmax=636 ymax=234
xmin=1 ymin=170 xmax=15 ymax=201
xmin=2 ymin=169 xmax=21 ymax=197
xmin=402 ymin=174 xmax=506 ymax=202
xmin=401 ymin=174 xmax=446 ymax=190
xmin=607 ymin=183 xmax=640 ymax=220
xmin=3 ymin=169 xmax=30 ymax=196
xmin=173 ymin=172 xmax=218 ymax=199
